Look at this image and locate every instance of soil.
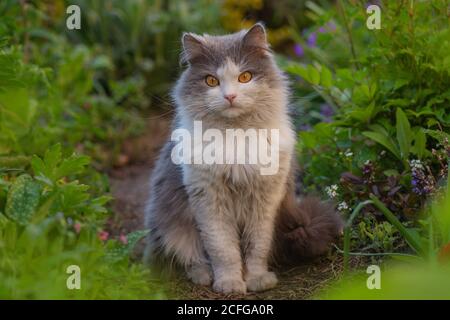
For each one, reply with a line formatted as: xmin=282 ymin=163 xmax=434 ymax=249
xmin=108 ymin=116 xmax=363 ymax=299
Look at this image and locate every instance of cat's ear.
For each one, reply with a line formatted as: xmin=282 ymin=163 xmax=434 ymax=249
xmin=243 ymin=23 xmax=269 ymax=49
xmin=181 ymin=33 xmax=204 ymax=64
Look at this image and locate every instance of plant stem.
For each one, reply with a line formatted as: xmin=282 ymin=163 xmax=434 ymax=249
xmin=343 ymin=200 xmax=373 ymax=273
xmin=369 ymin=194 xmax=423 ymax=254
xmin=337 ymin=0 xmax=359 ymax=70
xmin=344 ymin=193 xmax=427 ymax=273
xmin=334 ymin=244 xmax=420 ymax=259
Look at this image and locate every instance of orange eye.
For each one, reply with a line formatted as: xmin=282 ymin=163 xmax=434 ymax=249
xmin=205 ymin=75 xmax=219 ymax=87
xmin=238 ymin=71 xmax=252 ymax=83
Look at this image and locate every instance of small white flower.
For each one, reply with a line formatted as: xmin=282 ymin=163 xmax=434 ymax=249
xmin=325 ymin=184 xmax=339 ymax=199
xmin=338 ymin=201 xmax=349 ymax=212
xmin=409 ymin=159 xmax=424 ymax=170
xmin=344 ymin=149 xmax=353 ymax=158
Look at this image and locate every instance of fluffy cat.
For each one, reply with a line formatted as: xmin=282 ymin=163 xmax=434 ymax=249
xmin=143 ymin=23 xmax=342 ymax=294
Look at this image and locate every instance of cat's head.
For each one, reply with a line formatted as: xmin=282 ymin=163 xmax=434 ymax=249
xmin=174 ymin=23 xmax=287 ymax=121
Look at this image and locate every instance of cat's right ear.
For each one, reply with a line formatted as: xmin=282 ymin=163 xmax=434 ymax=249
xmin=181 ymin=33 xmax=204 ymax=64
xmin=243 ymin=23 xmax=269 ymax=49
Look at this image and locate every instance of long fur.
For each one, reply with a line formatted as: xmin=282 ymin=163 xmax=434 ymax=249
xmin=144 ymin=23 xmax=343 ymax=294
xmin=274 ymin=194 xmax=343 ymax=263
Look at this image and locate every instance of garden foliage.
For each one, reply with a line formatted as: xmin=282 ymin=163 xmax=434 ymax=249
xmin=0 ymin=1 xmax=163 ymax=299
xmin=0 ymin=0 xmax=448 ymax=299
xmin=285 ymin=1 xmax=449 ymax=254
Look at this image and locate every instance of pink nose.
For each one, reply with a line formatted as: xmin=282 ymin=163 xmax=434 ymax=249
xmin=224 ymin=94 xmax=237 ymax=103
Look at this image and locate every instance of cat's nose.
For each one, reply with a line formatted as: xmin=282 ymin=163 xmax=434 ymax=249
xmin=224 ymin=93 xmax=237 ymax=104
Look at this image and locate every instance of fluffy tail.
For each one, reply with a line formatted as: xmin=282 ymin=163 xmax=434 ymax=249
xmin=273 ymin=192 xmax=343 ymax=263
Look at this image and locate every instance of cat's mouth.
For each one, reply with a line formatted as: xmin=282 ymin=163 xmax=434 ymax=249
xmin=220 ymin=105 xmax=246 ymax=118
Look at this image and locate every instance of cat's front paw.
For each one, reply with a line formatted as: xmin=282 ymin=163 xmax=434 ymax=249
xmin=213 ymin=277 xmax=247 ymax=295
xmin=187 ymin=263 xmax=213 ymax=286
xmin=245 ymin=271 xmax=278 ymax=292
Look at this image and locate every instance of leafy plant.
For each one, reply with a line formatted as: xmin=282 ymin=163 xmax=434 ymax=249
xmin=285 ymin=1 xmax=449 ymax=256
xmin=362 ymin=108 xmax=428 ymax=165
xmin=0 ymin=2 xmax=165 ymax=299
xmin=320 ymin=190 xmax=450 ymax=300
xmin=0 ymin=148 xmax=163 ymax=299
xmin=4 ymin=174 xmax=40 ymax=225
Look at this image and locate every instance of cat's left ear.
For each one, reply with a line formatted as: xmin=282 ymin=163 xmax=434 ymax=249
xmin=181 ymin=32 xmax=204 ymax=64
xmin=243 ymin=23 xmax=269 ymax=49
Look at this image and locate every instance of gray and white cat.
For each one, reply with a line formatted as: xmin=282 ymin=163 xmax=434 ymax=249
xmin=144 ymin=23 xmax=342 ymax=294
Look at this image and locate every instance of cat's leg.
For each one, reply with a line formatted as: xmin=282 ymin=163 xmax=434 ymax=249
xmin=188 ymin=182 xmax=246 ymax=294
xmin=242 ymin=210 xmax=278 ymax=292
xmin=242 ymin=181 xmax=287 ymax=292
xmin=201 ymin=212 xmax=246 ymax=294
xmin=186 ymin=261 xmax=213 ymax=286
xmin=144 ymin=142 xmax=212 ymax=285
xmin=145 ymin=187 xmax=213 ymax=286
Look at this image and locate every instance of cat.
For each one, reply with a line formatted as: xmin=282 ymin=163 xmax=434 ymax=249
xmin=143 ymin=23 xmax=343 ymax=294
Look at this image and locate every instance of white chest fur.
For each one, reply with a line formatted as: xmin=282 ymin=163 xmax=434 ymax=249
xmin=177 ymin=123 xmax=295 ymax=186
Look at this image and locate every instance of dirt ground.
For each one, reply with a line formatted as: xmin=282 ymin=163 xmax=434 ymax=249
xmin=108 ymin=116 xmax=361 ymax=299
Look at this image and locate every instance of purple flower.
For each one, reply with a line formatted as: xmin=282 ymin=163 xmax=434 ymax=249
xmin=320 ymin=104 xmax=334 ymax=123
xmin=307 ymin=32 xmax=317 ymax=47
xmin=320 ymin=104 xmax=334 ymax=117
xmin=410 ymin=159 xmax=435 ymax=195
xmin=318 ymin=26 xmax=326 ymax=33
xmin=293 ymin=43 xmax=304 ymax=57
xmin=299 ymin=124 xmax=312 ymax=131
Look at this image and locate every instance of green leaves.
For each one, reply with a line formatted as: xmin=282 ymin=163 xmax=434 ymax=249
xmin=362 ymin=108 xmax=423 ymax=164
xmin=411 ymin=128 xmax=427 ymax=159
xmin=5 ymin=174 xmax=41 ymax=225
xmin=0 ymin=88 xmax=37 ymax=153
xmin=286 ymin=63 xmax=333 ymax=88
xmin=347 ymin=102 xmax=377 ymax=123
xmin=307 ymin=65 xmax=320 ymax=85
xmin=362 ymin=131 xmax=401 ymax=160
xmin=31 ymin=144 xmax=90 ymax=185
xmin=2 ymin=143 xmax=95 ymax=225
xmin=286 ymin=64 xmax=308 ymax=80
xmin=320 ymin=66 xmax=333 ymax=88
xmin=105 ymin=230 xmax=150 ymax=263
xmin=0 ymin=88 xmax=37 ymax=134
xmin=28 ymin=143 xmax=108 ymax=220
xmin=396 ymin=108 xmax=412 ymax=159
xmin=0 ymin=2 xmax=172 ymax=300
